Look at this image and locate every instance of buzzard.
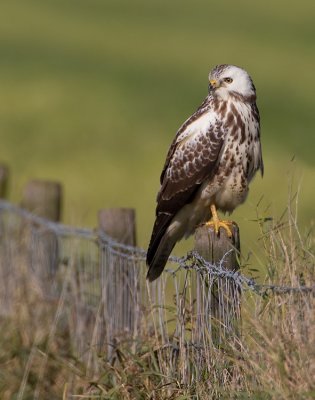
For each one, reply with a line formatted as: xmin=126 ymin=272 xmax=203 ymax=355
xmin=147 ymin=64 xmax=263 ymax=281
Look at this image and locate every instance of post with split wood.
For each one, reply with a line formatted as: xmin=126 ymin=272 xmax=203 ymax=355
xmin=21 ymin=180 xmax=63 ymax=290
xmin=98 ymin=208 xmax=139 ymax=358
xmin=194 ymin=223 xmax=241 ymax=344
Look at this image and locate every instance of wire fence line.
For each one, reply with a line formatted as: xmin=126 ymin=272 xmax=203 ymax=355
xmin=0 ymin=197 xmax=314 ymax=393
xmin=0 ymin=199 xmax=313 ymax=295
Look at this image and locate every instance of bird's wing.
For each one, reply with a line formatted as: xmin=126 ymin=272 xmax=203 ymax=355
xmin=156 ymin=111 xmax=226 ymax=215
xmin=146 ymin=107 xmax=226 ymax=275
xmin=159 ymin=96 xmax=211 ymax=185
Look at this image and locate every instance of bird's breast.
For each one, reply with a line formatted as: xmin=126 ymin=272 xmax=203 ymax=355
xmin=200 ymin=103 xmax=260 ymax=212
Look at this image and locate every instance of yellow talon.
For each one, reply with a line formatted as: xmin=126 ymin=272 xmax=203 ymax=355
xmin=205 ymin=205 xmax=233 ymax=237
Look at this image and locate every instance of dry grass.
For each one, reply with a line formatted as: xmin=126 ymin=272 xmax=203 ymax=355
xmin=0 ymin=198 xmax=314 ymax=399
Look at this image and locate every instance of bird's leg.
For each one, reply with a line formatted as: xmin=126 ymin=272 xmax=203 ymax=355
xmin=205 ymin=204 xmax=233 ymax=237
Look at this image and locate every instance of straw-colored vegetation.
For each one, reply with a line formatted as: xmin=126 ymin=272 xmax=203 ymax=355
xmin=0 ymin=0 xmax=314 ymax=249
xmin=0 ymin=196 xmax=314 ymax=399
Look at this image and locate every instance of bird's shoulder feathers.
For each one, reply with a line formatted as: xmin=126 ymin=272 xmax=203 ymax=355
xmin=157 ymin=97 xmax=226 ymax=214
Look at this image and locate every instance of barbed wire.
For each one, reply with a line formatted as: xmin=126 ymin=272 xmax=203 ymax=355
xmin=176 ymin=252 xmax=315 ymax=295
xmin=0 ymin=200 xmax=314 ymax=295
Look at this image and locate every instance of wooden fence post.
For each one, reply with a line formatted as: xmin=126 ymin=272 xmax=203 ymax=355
xmin=98 ymin=209 xmax=136 ymax=246
xmin=21 ymin=180 xmax=62 ymax=221
xmin=194 ymin=223 xmax=241 ymax=343
xmin=21 ymin=180 xmax=63 ymax=279
xmin=98 ymin=208 xmax=138 ymax=356
xmin=0 ymin=164 xmax=9 ymax=199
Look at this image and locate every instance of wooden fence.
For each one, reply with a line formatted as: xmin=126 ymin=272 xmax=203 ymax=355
xmin=0 ymin=163 xmax=313 ymax=395
xmin=0 ymin=165 xmax=241 ymax=351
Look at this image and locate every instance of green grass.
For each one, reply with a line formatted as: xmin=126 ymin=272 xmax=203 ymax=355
xmin=0 ymin=0 xmax=314 ymax=254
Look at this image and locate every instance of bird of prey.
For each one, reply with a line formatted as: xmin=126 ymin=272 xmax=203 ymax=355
xmin=146 ymin=64 xmax=263 ymax=282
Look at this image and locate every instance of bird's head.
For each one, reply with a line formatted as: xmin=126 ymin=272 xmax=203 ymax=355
xmin=208 ymin=64 xmax=256 ymax=102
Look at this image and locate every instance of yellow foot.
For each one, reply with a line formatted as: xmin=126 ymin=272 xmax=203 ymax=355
xmin=205 ymin=204 xmax=233 ymax=237
xmin=205 ymin=219 xmax=233 ymax=237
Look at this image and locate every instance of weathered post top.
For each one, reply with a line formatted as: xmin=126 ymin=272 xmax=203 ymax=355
xmin=98 ymin=208 xmax=136 ymax=246
xmin=195 ymin=223 xmax=240 ymax=269
xmin=21 ymin=180 xmax=63 ymax=221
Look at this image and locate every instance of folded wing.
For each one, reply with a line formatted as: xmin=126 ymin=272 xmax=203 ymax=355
xmin=147 ymin=110 xmax=226 ymax=281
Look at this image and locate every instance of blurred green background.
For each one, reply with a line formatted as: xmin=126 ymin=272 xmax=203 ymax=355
xmin=0 ymin=0 xmax=314 ymax=258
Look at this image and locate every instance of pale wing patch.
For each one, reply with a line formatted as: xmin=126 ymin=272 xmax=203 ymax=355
xmin=176 ymin=111 xmax=215 ymax=145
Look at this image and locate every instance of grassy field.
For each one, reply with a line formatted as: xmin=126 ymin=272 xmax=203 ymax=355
xmin=0 ymin=0 xmax=314 ymax=253
xmin=0 ymin=2 xmax=314 ymax=397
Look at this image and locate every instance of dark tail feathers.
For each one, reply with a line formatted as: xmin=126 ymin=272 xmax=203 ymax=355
xmin=146 ymin=212 xmax=174 ymax=282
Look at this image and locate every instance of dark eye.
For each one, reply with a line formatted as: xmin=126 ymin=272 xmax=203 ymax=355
xmin=224 ymin=77 xmax=233 ymax=84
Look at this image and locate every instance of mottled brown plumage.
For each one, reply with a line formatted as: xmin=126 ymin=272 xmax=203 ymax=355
xmin=147 ymin=64 xmax=263 ymax=281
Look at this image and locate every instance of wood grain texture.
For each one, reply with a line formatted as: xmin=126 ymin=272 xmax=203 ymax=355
xmin=20 ymin=180 xmax=63 ymax=291
xmin=21 ymin=180 xmax=62 ymax=221
xmin=98 ymin=208 xmax=136 ymax=246
xmin=195 ymin=222 xmax=241 ymax=343
xmin=98 ymin=208 xmax=138 ymax=357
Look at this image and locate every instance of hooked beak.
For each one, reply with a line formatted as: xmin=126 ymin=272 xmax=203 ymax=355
xmin=209 ymin=79 xmax=219 ymax=89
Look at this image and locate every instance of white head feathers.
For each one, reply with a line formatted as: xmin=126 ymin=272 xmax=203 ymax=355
xmin=209 ymin=64 xmax=256 ymax=101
